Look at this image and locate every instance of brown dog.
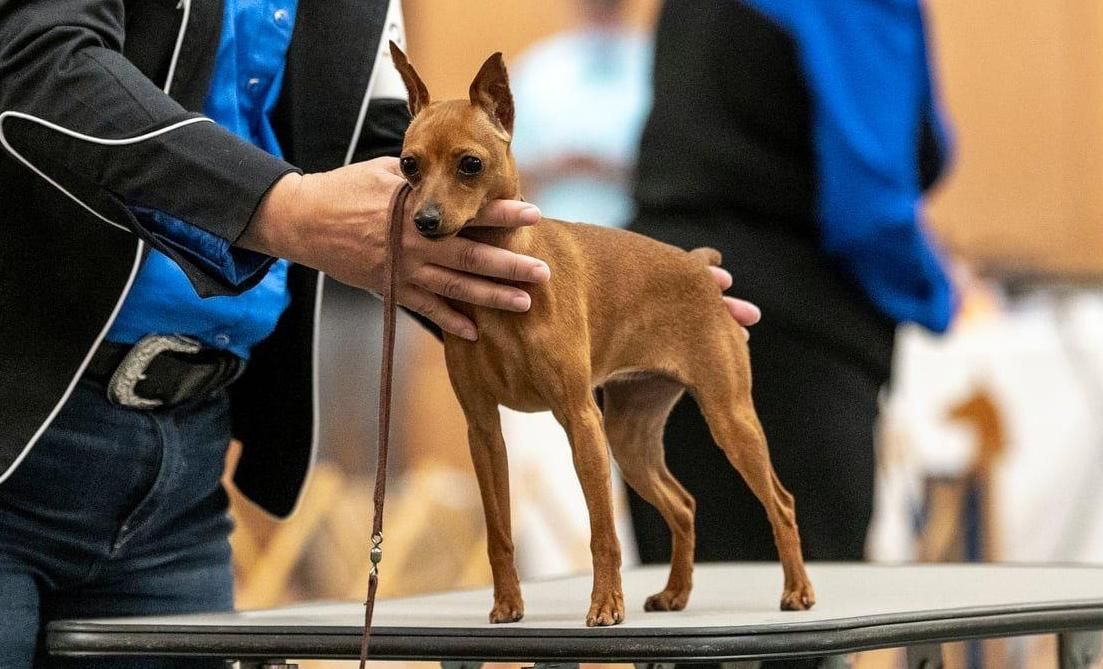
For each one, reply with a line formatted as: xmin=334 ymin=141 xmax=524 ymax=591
xmin=388 ymin=42 xmax=815 ymax=626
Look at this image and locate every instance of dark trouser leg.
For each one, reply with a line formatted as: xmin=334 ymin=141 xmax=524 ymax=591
xmin=0 ymin=379 xmax=235 ymax=669
xmin=0 ymin=564 xmax=40 ymax=669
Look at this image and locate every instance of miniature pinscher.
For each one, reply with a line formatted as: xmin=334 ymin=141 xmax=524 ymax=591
xmin=388 ymin=42 xmax=815 ymax=626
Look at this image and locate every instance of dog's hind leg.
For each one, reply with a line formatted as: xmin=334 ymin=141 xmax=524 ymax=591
xmin=603 ymin=374 xmax=697 ymax=612
xmin=691 ymin=341 xmax=815 ymax=611
xmin=453 ymin=387 xmax=524 ymax=623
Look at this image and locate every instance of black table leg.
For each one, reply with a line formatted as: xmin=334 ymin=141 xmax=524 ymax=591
xmin=1059 ymin=631 xmax=1102 ymax=669
xmin=906 ymin=643 xmax=944 ymax=669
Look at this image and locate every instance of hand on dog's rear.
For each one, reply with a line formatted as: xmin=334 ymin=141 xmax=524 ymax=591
xmin=708 ymin=266 xmax=761 ymax=339
xmin=243 ymin=157 xmax=549 ymax=340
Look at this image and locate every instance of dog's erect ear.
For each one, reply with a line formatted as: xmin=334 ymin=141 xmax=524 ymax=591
xmin=389 ymin=40 xmax=430 ymax=117
xmin=469 ymin=52 xmax=514 ymax=136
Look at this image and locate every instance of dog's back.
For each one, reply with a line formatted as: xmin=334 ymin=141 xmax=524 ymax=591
xmin=462 ymin=218 xmax=745 ymax=395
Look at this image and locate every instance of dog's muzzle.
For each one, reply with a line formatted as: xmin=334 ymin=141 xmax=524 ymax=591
xmin=414 ymin=204 xmax=443 ymax=236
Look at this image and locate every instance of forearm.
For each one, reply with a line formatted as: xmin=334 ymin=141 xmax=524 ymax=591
xmin=241 ymin=172 xmax=306 ymax=260
xmin=0 ymin=0 xmax=297 ymax=295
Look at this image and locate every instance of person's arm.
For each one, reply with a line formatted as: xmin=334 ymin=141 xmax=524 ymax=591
xmin=0 ymin=0 xmax=557 ymax=340
xmin=795 ymin=0 xmax=957 ymax=332
xmin=0 ymin=0 xmax=296 ymax=297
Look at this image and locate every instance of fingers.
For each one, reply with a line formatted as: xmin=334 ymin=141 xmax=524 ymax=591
xmin=724 ymin=296 xmax=761 ymax=330
xmin=708 ymin=265 xmax=760 ymax=333
xmin=399 ymin=207 xmax=548 ymax=336
xmin=401 ymin=285 xmax=478 ymax=341
xmin=428 ymin=236 xmax=551 ymax=283
xmin=368 ymin=155 xmax=403 ymax=179
xmin=410 ymin=264 xmax=532 ymax=312
xmin=472 ymin=199 xmax=542 ymax=228
xmin=708 ymin=266 xmax=733 ymax=291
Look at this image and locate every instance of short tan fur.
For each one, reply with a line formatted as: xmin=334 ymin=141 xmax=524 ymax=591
xmin=389 ymin=42 xmax=815 ymax=626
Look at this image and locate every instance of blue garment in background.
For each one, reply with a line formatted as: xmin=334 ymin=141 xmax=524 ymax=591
xmin=107 ymin=0 xmax=299 ymax=359
xmin=743 ymin=0 xmax=956 ymax=333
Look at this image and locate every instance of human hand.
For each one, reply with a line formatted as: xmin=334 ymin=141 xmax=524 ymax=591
xmin=242 ymin=157 xmax=550 ymax=340
xmin=708 ymin=266 xmax=761 ymax=339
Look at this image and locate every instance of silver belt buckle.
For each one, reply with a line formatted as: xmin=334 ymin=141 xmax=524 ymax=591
xmin=106 ymin=334 xmax=202 ymax=409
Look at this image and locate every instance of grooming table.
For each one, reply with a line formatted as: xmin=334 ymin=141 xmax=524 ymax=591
xmin=48 ymin=563 xmax=1103 ymax=668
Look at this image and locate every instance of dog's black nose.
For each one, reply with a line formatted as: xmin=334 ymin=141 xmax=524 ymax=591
xmin=414 ymin=206 xmax=442 ymax=236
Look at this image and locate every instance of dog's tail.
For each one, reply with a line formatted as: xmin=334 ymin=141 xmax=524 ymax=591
xmin=688 ymin=247 xmax=722 ymax=267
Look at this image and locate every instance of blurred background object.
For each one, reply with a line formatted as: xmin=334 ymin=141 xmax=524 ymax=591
xmin=509 ymin=0 xmax=653 ymax=228
xmin=223 ymin=2 xmax=1103 ymax=668
xmin=923 ymin=0 xmax=1103 ymax=277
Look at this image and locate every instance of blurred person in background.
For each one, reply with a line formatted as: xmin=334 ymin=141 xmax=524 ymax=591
xmin=627 ymin=3 xmax=957 ymax=665
xmin=511 ymin=0 xmax=653 ymax=228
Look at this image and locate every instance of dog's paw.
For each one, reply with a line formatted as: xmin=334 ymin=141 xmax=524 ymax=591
xmin=489 ymin=597 xmax=524 ymax=624
xmin=585 ymin=590 xmax=625 ymax=627
xmin=779 ymin=582 xmax=816 ymax=611
xmin=644 ymin=588 xmax=690 ymax=612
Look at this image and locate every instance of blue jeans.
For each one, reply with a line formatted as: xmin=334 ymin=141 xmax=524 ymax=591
xmin=0 ymin=378 xmax=235 ymax=668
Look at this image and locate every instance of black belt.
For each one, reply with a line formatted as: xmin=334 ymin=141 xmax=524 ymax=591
xmin=86 ymin=335 xmax=246 ymax=409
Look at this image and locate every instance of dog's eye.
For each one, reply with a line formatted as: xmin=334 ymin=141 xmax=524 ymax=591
xmin=399 ymin=156 xmax=419 ymax=177
xmin=458 ymin=155 xmax=483 ymax=176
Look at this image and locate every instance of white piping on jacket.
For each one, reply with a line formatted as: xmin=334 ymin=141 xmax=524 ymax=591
xmin=343 ymin=64 xmax=382 ymax=168
xmin=0 ymin=113 xmax=211 ymax=234
xmin=166 ymin=0 xmax=192 ymax=92
xmin=0 ymin=0 xmax=195 ymax=486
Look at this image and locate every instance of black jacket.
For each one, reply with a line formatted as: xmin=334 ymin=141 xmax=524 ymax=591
xmin=0 ymin=0 xmax=410 ymax=517
xmin=633 ymin=1 xmax=949 ymax=382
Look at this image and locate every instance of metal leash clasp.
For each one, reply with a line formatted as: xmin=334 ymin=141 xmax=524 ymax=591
xmin=369 ymin=532 xmax=383 ymax=576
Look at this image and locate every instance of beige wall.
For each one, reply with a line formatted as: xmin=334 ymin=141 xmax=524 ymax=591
xmin=925 ymin=0 xmax=1103 ymax=277
xmin=402 ymin=0 xmax=659 ymax=99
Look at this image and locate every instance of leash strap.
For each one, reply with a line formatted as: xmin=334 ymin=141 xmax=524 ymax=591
xmin=359 ymin=180 xmax=412 ymax=668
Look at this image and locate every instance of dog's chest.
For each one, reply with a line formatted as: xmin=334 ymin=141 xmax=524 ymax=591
xmin=444 ymin=318 xmax=556 ymax=414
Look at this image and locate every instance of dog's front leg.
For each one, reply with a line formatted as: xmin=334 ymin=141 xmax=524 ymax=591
xmin=552 ymin=395 xmax=625 ymax=626
xmin=456 ymin=390 xmax=524 ymax=623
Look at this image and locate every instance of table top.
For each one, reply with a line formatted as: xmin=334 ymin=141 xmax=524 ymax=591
xmin=49 ymin=563 xmax=1103 ymax=662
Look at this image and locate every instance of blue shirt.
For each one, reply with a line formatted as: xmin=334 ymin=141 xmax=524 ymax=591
xmin=107 ymin=0 xmax=298 ymax=359
xmin=745 ymin=0 xmax=956 ymax=332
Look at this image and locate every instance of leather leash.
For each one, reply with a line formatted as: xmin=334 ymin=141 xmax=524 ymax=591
xmin=359 ymin=180 xmax=412 ymax=668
